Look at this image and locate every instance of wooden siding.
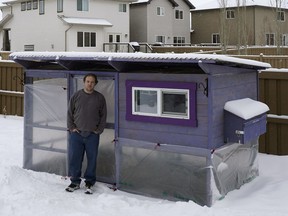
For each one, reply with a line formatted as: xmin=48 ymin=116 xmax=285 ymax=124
xmin=0 ymin=61 xmax=24 ymax=116
xmin=118 ymin=73 xmax=209 ymax=149
xmin=259 ymin=71 xmax=288 ymax=155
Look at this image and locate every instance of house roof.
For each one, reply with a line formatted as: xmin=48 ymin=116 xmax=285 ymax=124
xmin=132 ymin=0 xmax=195 ymax=9
xmin=9 ymin=52 xmax=271 ymax=73
xmin=58 ymin=16 xmax=113 ymax=27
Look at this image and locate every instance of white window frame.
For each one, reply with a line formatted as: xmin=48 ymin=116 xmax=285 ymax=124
xmin=39 ymin=0 xmax=45 ymax=15
xmin=282 ymin=34 xmax=288 ymax=46
xmin=119 ymin=3 xmax=127 ymax=13
xmin=265 ymin=33 xmax=275 ymax=46
xmin=132 ymin=87 xmax=190 ymax=120
xmin=57 ymin=0 xmax=63 ymax=12
xmin=21 ymin=2 xmax=26 ymax=11
xmin=157 ymin=7 xmax=165 ymax=16
xmin=77 ymin=0 xmax=89 ymax=11
xmin=212 ymin=33 xmax=220 ymax=44
xmin=226 ymin=9 xmax=235 ymax=19
xmin=33 ymin=0 xmax=38 ymax=10
xmin=77 ymin=32 xmax=96 ymax=47
xmin=175 ymin=9 xmax=184 ymax=19
xmin=277 ymin=10 xmax=285 ymax=21
xmin=173 ymin=36 xmax=185 ymax=45
xmin=27 ymin=1 xmax=32 ymax=10
xmin=156 ymin=35 xmax=165 ymax=43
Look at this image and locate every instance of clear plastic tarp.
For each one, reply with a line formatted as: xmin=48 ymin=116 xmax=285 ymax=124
xmin=118 ymin=138 xmax=259 ymax=206
xmin=23 ymin=78 xmax=116 ymax=183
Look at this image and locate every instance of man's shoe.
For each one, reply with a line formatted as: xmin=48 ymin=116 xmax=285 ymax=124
xmin=65 ymin=183 xmax=80 ymax=192
xmin=84 ymin=183 xmax=94 ymax=194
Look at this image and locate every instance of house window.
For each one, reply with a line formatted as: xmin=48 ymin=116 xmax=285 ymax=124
xmin=77 ymin=0 xmax=89 ymax=11
xmin=27 ymin=1 xmax=32 ymax=10
xmin=126 ymin=80 xmax=197 ymax=127
xmin=57 ymin=0 xmax=63 ymax=12
xmin=277 ymin=10 xmax=285 ymax=21
xmin=282 ymin=34 xmax=288 ymax=46
xmin=77 ymin=32 xmax=96 ymax=47
xmin=266 ymin=33 xmax=275 ymax=45
xmin=119 ymin=3 xmax=127 ymax=13
xmin=173 ymin=37 xmax=185 ymax=46
xmin=157 ymin=7 xmax=165 ymax=16
xmin=156 ymin=35 xmax=165 ymax=43
xmin=109 ymin=34 xmax=121 ymax=43
xmin=175 ymin=10 xmax=183 ymax=19
xmin=212 ymin=33 xmax=220 ymax=43
xmin=33 ymin=0 xmax=38 ymax=10
xmin=39 ymin=0 xmax=45 ymax=15
xmin=226 ymin=10 xmax=235 ymax=19
xmin=21 ymin=2 xmax=26 ymax=11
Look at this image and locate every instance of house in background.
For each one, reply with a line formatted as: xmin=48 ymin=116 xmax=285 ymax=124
xmin=191 ymin=2 xmax=288 ymax=47
xmin=0 ymin=0 xmax=136 ymax=52
xmin=130 ymin=0 xmax=194 ymax=45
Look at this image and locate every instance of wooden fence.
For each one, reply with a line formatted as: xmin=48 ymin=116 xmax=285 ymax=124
xmin=259 ymin=71 xmax=288 ymax=155
xmin=0 ymin=51 xmax=287 ymax=155
xmin=0 ymin=61 xmax=24 ymax=116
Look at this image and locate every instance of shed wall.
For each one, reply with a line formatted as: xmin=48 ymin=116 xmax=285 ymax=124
xmin=209 ymin=70 xmax=258 ymax=149
xmin=118 ymin=72 xmax=209 ymax=148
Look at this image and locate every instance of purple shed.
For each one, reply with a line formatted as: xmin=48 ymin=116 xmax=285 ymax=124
xmin=10 ymin=52 xmax=270 ymax=206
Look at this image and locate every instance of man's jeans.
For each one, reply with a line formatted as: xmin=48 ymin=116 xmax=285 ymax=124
xmin=68 ymin=131 xmax=100 ymax=186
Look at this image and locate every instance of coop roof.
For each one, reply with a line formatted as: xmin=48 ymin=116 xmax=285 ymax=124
xmin=10 ymin=52 xmax=271 ymax=73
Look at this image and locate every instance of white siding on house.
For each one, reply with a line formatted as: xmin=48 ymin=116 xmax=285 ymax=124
xmin=0 ymin=0 xmax=134 ymax=52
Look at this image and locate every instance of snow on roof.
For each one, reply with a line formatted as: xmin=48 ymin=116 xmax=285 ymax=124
xmin=191 ymin=0 xmax=288 ymax=10
xmin=10 ymin=51 xmax=271 ymax=69
xmin=59 ymin=16 xmax=113 ymax=26
xmin=224 ymin=98 xmax=270 ymax=120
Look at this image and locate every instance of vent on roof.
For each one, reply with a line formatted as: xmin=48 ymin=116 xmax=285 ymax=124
xmin=24 ymin=45 xmax=35 ymax=51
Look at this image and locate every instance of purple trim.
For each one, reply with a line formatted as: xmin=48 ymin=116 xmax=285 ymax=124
xmin=126 ymin=80 xmax=197 ymax=127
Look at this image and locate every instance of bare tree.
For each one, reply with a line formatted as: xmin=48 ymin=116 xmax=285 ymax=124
xmin=270 ymin=0 xmax=286 ymax=54
xmin=218 ymin=0 xmax=229 ymax=53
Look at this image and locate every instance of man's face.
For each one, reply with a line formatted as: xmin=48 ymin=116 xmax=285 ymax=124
xmin=84 ymin=76 xmax=96 ymax=93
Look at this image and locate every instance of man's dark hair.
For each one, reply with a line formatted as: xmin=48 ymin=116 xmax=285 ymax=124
xmin=83 ymin=73 xmax=98 ymax=84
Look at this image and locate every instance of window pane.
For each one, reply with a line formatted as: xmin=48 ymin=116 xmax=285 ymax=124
xmin=57 ymin=0 xmax=63 ymax=12
xmin=77 ymin=32 xmax=83 ymax=47
xmin=91 ymin=32 xmax=96 ymax=47
xmin=33 ymin=0 xmax=38 ymax=9
xmin=162 ymin=92 xmax=187 ymax=115
xmin=39 ymin=0 xmax=45 ymax=15
xmin=134 ymin=90 xmax=157 ymax=114
xmin=77 ymin=0 xmax=88 ymax=11
xmin=27 ymin=1 xmax=32 ymax=10
xmin=84 ymin=32 xmax=90 ymax=47
xmin=116 ymin=35 xmax=121 ymax=42
xmin=21 ymin=2 xmax=26 ymax=11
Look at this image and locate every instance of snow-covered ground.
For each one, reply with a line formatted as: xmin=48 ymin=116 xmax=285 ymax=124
xmin=1 ymin=115 xmax=288 ymax=216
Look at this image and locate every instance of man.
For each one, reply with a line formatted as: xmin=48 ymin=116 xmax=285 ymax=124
xmin=66 ymin=73 xmax=107 ymax=194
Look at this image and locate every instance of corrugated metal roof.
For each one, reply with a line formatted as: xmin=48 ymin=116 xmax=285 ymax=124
xmin=10 ymin=51 xmax=271 ymax=69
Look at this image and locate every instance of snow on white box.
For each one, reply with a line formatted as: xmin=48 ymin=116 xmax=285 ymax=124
xmin=224 ymin=98 xmax=270 ymax=144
